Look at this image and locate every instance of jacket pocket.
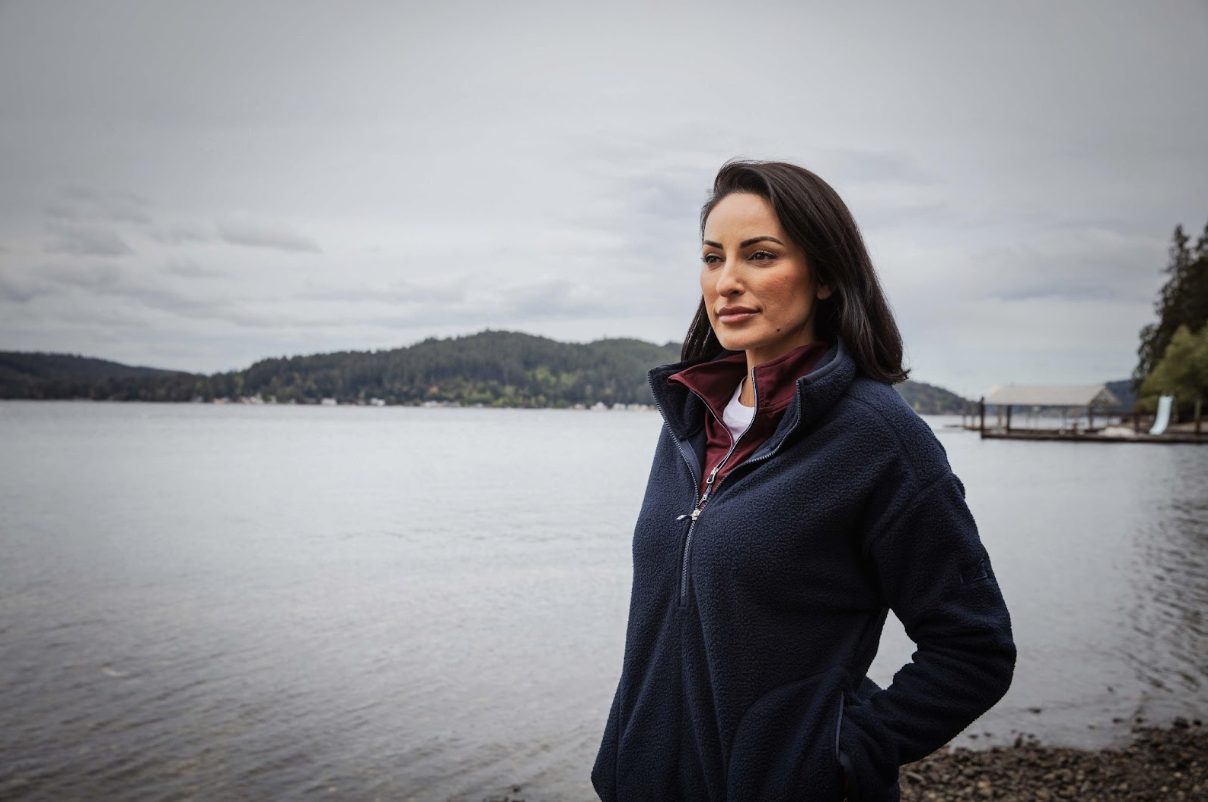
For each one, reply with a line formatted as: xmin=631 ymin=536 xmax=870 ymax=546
xmin=590 ymin=691 xmax=622 ymax=802
xmin=726 ymin=665 xmax=849 ymax=802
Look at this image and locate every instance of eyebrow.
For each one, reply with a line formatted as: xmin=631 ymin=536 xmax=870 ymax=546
xmin=702 ymin=236 xmax=786 ymax=249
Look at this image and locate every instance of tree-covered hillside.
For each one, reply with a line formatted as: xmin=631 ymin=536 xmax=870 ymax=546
xmin=895 ymin=380 xmax=967 ymax=415
xmin=2 ymin=329 xmax=969 ymax=411
xmin=0 ymin=352 xmax=181 ymax=399
xmin=1 ymin=331 xmax=683 ymax=407
xmin=230 ymin=330 xmax=682 ymax=407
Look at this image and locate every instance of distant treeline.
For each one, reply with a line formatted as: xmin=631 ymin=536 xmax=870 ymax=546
xmin=1 ymin=329 xmax=968 ymax=413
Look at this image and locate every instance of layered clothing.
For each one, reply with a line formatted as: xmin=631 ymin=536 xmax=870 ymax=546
xmin=590 ymin=335 xmax=1016 ymax=802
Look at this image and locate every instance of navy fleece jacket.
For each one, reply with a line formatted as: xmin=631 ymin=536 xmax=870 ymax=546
xmin=590 ymin=335 xmax=1016 ymax=802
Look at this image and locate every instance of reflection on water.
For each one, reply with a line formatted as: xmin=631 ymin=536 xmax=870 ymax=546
xmin=0 ymin=403 xmax=1205 ymax=801
xmin=1126 ymin=448 xmax=1208 ymax=702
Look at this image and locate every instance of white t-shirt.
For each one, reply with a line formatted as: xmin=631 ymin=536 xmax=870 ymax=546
xmin=722 ymin=376 xmax=755 ymax=443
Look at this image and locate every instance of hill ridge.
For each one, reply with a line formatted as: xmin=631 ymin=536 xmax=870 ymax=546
xmin=2 ymin=329 xmax=1004 ymax=413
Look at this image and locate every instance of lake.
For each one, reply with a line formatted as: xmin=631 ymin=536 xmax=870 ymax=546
xmin=1 ymin=401 xmax=1205 ymax=801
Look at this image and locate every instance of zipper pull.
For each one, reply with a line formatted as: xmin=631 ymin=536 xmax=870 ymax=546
xmin=677 ymin=465 xmax=721 ymax=522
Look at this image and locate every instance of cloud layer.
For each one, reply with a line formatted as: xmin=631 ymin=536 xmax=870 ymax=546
xmin=0 ymin=0 xmax=1204 ymax=393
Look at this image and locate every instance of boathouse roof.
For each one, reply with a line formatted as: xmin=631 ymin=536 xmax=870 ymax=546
xmin=982 ymin=384 xmax=1122 ymax=408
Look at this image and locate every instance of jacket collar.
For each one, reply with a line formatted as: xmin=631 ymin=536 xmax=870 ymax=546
xmin=648 ymin=334 xmax=857 ymax=461
xmin=665 ymin=339 xmax=830 ymax=423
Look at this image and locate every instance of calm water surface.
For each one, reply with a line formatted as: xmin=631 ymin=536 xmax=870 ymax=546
xmin=1 ymin=401 xmax=1206 ymax=801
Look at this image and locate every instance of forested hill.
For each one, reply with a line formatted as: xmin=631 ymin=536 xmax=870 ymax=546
xmin=235 ymin=330 xmax=683 ymax=407
xmin=0 ymin=331 xmax=681 ymax=407
xmin=0 ymin=352 xmax=179 ymax=399
xmin=1 ymin=329 xmax=966 ymax=412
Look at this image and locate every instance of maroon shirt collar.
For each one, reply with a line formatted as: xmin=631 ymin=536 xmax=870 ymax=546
xmin=666 ymin=340 xmax=832 ymax=423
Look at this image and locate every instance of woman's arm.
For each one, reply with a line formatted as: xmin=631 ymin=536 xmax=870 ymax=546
xmin=838 ymin=468 xmax=1016 ymax=802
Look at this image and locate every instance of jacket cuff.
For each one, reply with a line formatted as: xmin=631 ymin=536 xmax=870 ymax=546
xmin=837 ymin=701 xmax=899 ymax=802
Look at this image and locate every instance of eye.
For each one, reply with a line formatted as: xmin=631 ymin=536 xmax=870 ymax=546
xmin=750 ymin=250 xmax=776 ymax=262
xmin=700 ymin=253 xmax=723 ymax=266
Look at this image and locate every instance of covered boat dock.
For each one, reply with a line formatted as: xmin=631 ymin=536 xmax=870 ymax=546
xmin=971 ymin=384 xmax=1205 ymax=443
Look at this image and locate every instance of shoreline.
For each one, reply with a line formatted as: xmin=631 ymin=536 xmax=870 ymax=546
xmin=899 ymin=719 xmax=1206 ymax=801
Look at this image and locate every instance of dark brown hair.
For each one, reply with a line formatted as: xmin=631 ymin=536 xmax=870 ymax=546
xmin=682 ymin=159 xmax=909 ymax=384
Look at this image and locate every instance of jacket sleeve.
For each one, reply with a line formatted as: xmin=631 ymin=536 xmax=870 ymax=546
xmin=838 ymin=467 xmax=1016 ymax=802
xmin=590 ymin=690 xmax=621 ymax=802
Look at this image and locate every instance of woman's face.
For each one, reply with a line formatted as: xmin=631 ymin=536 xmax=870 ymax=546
xmin=700 ymin=192 xmax=831 ymax=366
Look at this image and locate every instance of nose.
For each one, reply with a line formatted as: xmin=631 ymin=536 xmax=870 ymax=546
xmin=713 ymin=256 xmax=743 ymax=297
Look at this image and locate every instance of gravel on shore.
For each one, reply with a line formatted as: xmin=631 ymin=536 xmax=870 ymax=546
xmin=899 ymin=718 xmax=1207 ymax=801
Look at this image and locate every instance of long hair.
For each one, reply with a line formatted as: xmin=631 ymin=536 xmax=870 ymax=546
xmin=681 ymin=159 xmax=909 ymax=384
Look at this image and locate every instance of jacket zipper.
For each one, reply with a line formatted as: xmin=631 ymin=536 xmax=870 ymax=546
xmin=650 ymin=367 xmax=809 ymax=607
xmin=834 ymin=692 xmax=845 ymax=765
xmin=675 ymin=442 xmax=735 ymax=605
xmin=670 ymin=395 xmax=808 ymax=600
xmin=666 ymin=373 xmax=759 ymax=607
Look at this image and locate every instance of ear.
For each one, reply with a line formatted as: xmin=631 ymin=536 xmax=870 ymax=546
xmin=816 ymin=284 xmax=833 ymax=301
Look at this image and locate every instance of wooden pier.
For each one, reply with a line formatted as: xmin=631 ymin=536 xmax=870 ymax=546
xmin=976 ymin=428 xmax=1207 ymax=444
xmin=959 ymin=383 xmax=1206 ymax=445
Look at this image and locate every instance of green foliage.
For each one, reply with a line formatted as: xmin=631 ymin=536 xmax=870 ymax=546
xmin=1135 ymin=220 xmax=1208 ymax=388
xmin=0 ymin=330 xmax=685 ymax=407
xmin=1139 ymin=322 xmax=1208 ymax=415
xmin=3 ymin=330 xmax=973 ymax=411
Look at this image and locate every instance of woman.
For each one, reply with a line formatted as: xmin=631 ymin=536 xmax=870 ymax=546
xmin=590 ymin=160 xmax=1015 ymax=802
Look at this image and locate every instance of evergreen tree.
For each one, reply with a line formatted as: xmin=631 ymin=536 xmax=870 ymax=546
xmin=1134 ymin=220 xmax=1208 ymax=388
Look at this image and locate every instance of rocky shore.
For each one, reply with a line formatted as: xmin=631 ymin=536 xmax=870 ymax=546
xmin=899 ymin=718 xmax=1206 ymax=801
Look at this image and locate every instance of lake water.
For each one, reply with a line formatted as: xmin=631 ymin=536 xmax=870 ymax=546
xmin=1 ymin=401 xmax=1206 ymax=801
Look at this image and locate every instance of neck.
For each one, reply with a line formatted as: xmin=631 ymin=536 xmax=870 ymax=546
xmin=738 ymin=373 xmax=755 ymax=407
xmin=742 ymin=330 xmax=818 ymax=403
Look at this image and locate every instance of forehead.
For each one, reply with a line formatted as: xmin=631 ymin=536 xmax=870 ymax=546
xmin=703 ymin=192 xmax=784 ymax=243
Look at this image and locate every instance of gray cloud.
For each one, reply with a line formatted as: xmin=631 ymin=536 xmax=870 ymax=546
xmin=822 ymin=150 xmax=939 ymax=186
xmin=30 ymin=260 xmax=256 ymax=322
xmin=150 ymin=225 xmax=212 ymax=245
xmin=975 ymin=228 xmax=1164 ymax=305
xmin=161 ymin=257 xmax=226 ymax=279
xmin=217 ymin=217 xmax=321 ymax=253
xmin=499 ymin=278 xmax=609 ymax=320
xmin=293 ymin=281 xmax=466 ymax=305
xmin=43 ymin=202 xmax=81 ymax=221
xmin=0 ymin=267 xmax=49 ymax=303
xmin=44 ymin=186 xmax=153 ymax=225
xmin=0 ymin=0 xmax=1204 ymax=387
xmin=39 ymin=261 xmax=127 ymax=293
xmin=43 ymin=222 xmax=134 ymax=257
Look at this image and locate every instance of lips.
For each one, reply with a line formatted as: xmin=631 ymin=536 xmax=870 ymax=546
xmin=717 ymin=305 xmax=758 ymax=324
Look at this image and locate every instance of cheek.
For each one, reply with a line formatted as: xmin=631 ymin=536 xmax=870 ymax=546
xmin=758 ymin=271 xmax=813 ymax=318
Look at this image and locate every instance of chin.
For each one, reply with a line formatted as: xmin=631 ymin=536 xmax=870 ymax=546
xmin=715 ymin=330 xmax=772 ymax=353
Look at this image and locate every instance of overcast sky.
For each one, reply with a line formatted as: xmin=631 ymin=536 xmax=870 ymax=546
xmin=1 ymin=1 xmax=1205 ymax=396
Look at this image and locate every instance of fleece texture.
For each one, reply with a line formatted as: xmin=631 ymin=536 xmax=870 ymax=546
xmin=590 ymin=335 xmax=1016 ymax=802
